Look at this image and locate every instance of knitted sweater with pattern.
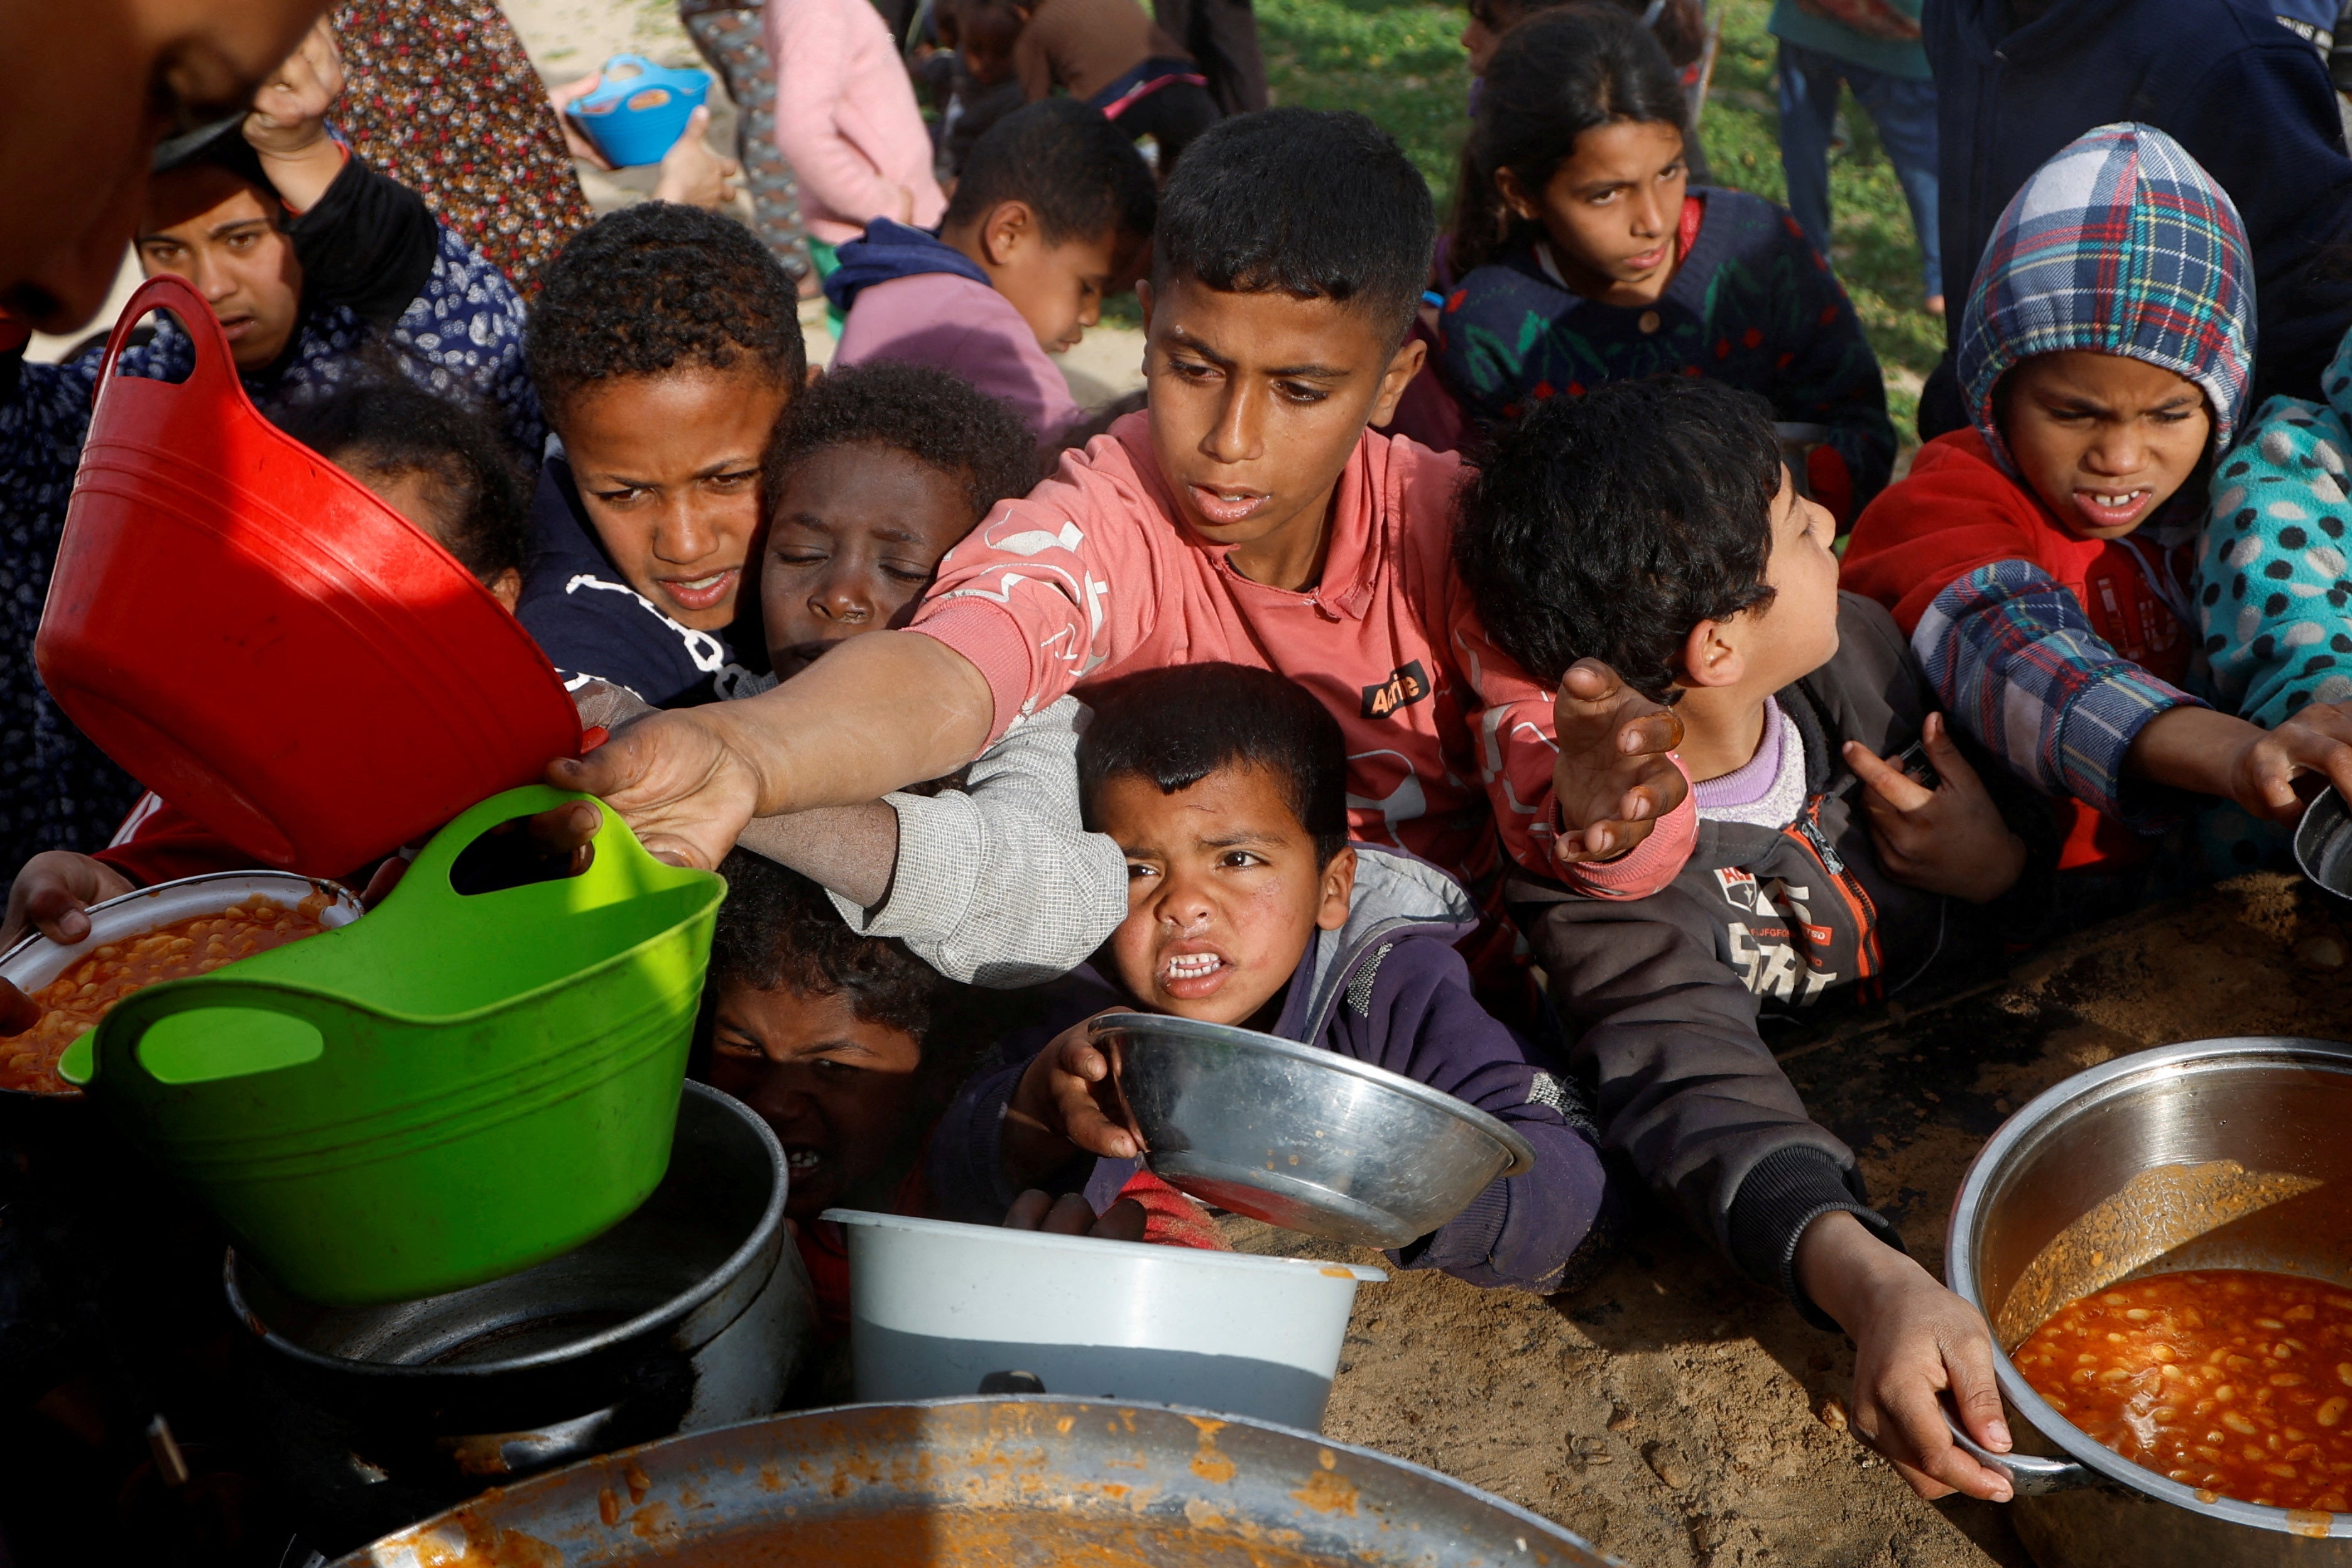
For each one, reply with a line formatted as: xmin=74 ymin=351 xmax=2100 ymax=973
xmin=1432 ymin=188 xmax=1895 ymax=523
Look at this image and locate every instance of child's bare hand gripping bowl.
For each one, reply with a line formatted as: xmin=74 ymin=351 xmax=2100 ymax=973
xmin=998 ymin=1011 xmax=1146 ymax=1191
xmin=1797 ymin=1210 xmax=2017 ymax=1502
xmin=1843 ymin=712 xmax=2027 ymax=904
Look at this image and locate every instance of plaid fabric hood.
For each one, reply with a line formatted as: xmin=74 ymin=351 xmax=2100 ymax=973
xmin=1957 ymin=122 xmax=2254 ymax=475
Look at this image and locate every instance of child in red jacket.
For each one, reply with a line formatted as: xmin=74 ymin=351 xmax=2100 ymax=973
xmin=1841 ymin=124 xmax=2352 ymax=878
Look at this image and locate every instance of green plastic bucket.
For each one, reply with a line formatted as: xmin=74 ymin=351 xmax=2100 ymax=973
xmin=77 ymin=785 xmax=726 ymax=1305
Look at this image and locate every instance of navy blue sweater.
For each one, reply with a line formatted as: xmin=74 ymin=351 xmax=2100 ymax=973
xmin=515 ymin=454 xmax=758 ymax=709
xmin=1925 ymin=0 xmax=2352 ymax=406
xmin=928 ymin=845 xmax=1611 ymax=1291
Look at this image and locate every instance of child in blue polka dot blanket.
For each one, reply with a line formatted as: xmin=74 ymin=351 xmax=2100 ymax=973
xmin=2200 ymin=325 xmax=2352 ymax=731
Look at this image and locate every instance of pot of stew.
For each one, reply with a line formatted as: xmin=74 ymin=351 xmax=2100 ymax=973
xmin=1945 ymin=1036 xmax=2352 ymax=1565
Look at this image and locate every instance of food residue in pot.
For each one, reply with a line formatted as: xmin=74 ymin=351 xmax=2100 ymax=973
xmin=2015 ymin=1269 xmax=2352 ymax=1512
xmin=1 ymin=893 xmax=334 ymax=1094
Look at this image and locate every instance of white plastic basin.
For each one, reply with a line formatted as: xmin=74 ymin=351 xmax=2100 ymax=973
xmin=824 ymin=1209 xmax=1385 ymax=1432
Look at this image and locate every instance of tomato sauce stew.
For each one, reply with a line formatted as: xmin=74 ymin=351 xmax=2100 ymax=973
xmin=2015 ymin=1270 xmax=2352 ymax=1510
xmin=1 ymin=893 xmax=333 ymax=1095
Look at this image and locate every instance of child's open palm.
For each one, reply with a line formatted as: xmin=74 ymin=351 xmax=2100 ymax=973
xmin=1549 ymin=660 xmax=1689 ymax=864
xmin=1844 ymin=712 xmax=2026 ymax=904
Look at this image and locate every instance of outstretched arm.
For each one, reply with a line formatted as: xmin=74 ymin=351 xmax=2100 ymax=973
xmin=551 ymin=629 xmax=995 ymax=868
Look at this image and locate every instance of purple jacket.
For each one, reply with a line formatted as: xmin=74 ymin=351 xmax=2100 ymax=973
xmin=928 ymin=845 xmax=1611 ymax=1290
xmin=827 ymin=220 xmax=1082 ymax=445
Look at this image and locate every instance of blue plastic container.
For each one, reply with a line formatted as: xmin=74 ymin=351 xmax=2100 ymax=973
xmin=567 ymin=54 xmax=712 ymax=167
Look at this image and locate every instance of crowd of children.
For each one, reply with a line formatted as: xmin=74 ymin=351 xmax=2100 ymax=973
xmin=11 ymin=0 xmax=2352 ymax=1538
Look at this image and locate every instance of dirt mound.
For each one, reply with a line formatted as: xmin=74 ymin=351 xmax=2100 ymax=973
xmin=1226 ymin=873 xmax=2352 ymax=1567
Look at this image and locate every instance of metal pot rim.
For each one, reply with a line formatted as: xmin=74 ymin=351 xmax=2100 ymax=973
xmin=334 ymin=1393 xmax=1609 ymax=1568
xmin=226 ymin=1080 xmax=788 ymax=1380
xmin=1087 ymin=1011 xmax=1538 ymax=1176
xmin=1944 ymin=1034 xmax=2352 ymax=1536
xmin=2295 ymin=789 xmax=2350 ymax=902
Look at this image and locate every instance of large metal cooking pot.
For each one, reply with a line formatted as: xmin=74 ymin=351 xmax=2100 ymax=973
xmin=1945 ymin=1037 xmax=2352 ymax=1565
xmin=332 ymin=1396 xmax=1625 ymax=1567
xmin=229 ymin=1081 xmax=812 ymax=1553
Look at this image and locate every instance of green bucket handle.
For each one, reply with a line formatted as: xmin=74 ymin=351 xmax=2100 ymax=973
xmin=82 ymin=785 xmax=694 ymax=1092
xmin=354 ymin=783 xmax=687 ymax=933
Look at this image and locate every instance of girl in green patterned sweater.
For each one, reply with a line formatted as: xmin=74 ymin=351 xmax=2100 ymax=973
xmin=1434 ymin=6 xmax=1895 ymax=526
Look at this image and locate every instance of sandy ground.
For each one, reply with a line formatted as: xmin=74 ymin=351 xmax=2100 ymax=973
xmin=1206 ymin=870 xmax=2352 ymax=1568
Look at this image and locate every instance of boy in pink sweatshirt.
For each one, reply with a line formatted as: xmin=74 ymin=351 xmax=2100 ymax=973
xmin=558 ymin=109 xmax=1695 ymax=905
xmin=766 ymin=0 xmax=945 ymax=275
xmin=828 ymin=100 xmax=1156 ymax=445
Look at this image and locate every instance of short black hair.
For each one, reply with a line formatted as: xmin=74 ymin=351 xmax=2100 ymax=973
xmin=944 ymin=99 xmax=1156 ymax=248
xmin=274 ymin=380 xmax=530 ymax=585
xmin=709 ymin=851 xmax=968 ymax=1052
xmin=1153 ymin=109 xmax=1434 ymax=344
xmin=761 ymin=360 xmax=1039 ymax=525
xmin=526 ymin=202 xmax=807 ymax=425
xmin=1077 ymin=662 xmax=1351 ymax=865
xmin=1453 ymin=376 xmax=1782 ymax=704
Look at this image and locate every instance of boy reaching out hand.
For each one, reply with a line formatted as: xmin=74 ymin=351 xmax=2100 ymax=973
xmin=1456 ymin=374 xmax=2047 ymax=1501
xmin=555 ymin=107 xmax=1692 ymax=902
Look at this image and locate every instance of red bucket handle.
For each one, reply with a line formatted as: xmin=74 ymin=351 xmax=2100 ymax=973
xmin=92 ymin=271 xmax=242 ymax=401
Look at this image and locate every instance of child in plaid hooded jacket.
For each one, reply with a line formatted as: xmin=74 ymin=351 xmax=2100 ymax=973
xmin=1841 ymin=123 xmax=2352 ymax=879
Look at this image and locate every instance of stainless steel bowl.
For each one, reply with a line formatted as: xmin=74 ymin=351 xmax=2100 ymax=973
xmin=1945 ymin=1037 xmax=2352 ymax=1565
xmin=1091 ymin=1013 xmax=1537 ymax=1249
xmin=0 ymin=869 xmax=364 ymax=1097
xmin=335 ymin=1396 xmax=1624 ymax=1567
xmin=2295 ymin=788 xmax=2352 ymax=902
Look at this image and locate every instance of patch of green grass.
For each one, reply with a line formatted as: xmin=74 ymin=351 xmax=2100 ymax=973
xmin=1258 ymin=0 xmax=1474 ymax=200
xmin=1256 ymin=0 xmax=1940 ymax=444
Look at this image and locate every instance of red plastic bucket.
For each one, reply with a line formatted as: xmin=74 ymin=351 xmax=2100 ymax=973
xmin=35 ymin=274 xmax=581 ymax=873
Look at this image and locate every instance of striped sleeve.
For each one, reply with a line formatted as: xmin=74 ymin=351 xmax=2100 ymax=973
xmin=1912 ymin=560 xmax=2202 ymax=825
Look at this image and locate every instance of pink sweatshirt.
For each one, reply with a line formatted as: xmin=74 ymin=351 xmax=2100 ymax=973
xmin=765 ymin=0 xmax=946 ymax=246
xmin=908 ymin=414 xmax=1695 ymax=895
xmin=833 ymin=272 xmax=1081 ymax=443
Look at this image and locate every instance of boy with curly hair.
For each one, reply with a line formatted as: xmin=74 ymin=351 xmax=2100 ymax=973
xmin=1460 ymin=373 xmax=2049 ymax=1503
xmin=520 ymin=202 xmax=807 ymax=708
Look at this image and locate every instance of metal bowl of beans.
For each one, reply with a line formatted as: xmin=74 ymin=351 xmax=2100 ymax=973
xmin=0 ymin=871 xmax=362 ymax=1097
xmin=1944 ymin=1035 xmax=2352 ymax=1565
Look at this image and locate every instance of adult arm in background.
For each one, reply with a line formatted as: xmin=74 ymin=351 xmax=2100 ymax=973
xmin=552 ymin=629 xmax=995 ymax=869
xmin=766 ymin=0 xmax=915 ymax=227
xmin=547 ymin=74 xmax=741 ymax=209
xmin=242 ymin=19 xmax=346 ymax=214
xmin=575 ymin=682 xmax=1124 ymax=984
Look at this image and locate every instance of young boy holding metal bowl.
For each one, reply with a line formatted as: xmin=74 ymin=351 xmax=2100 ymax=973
xmin=931 ymin=661 xmax=1614 ymax=1293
